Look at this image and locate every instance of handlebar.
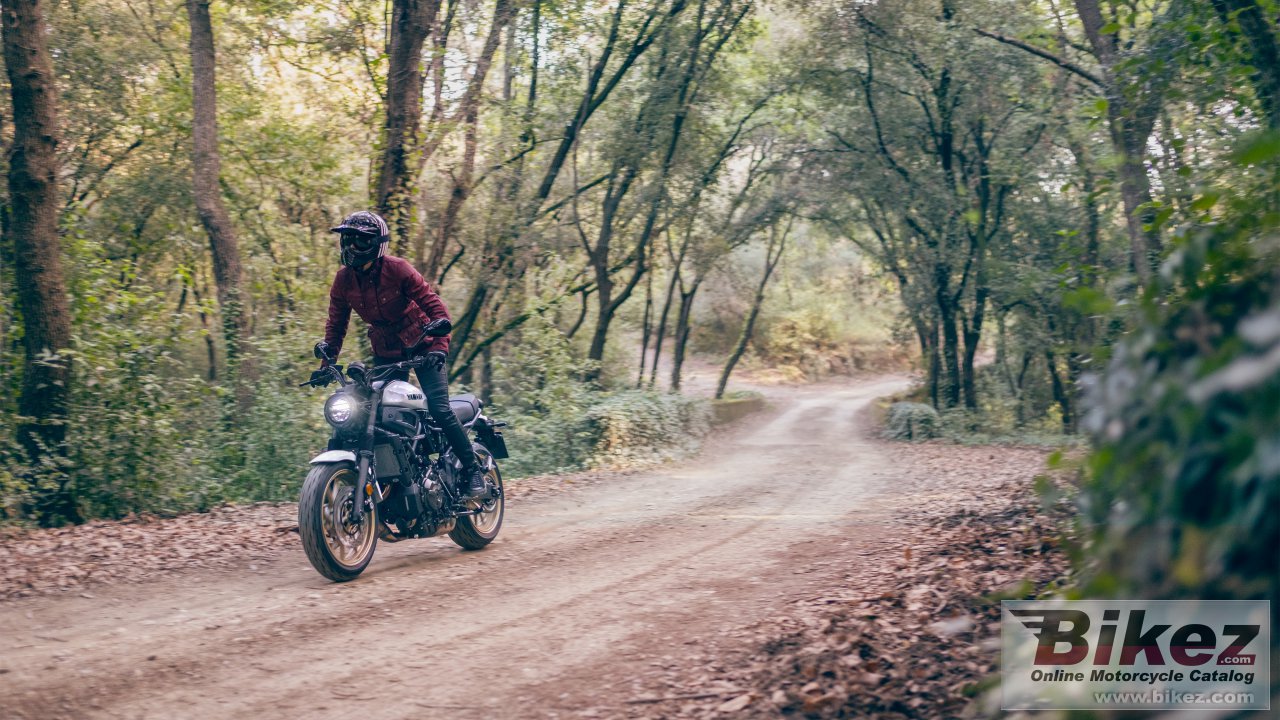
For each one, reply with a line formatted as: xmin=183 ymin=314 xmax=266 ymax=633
xmin=366 ymin=356 xmax=430 ymax=381
xmin=299 ymin=355 xmax=430 ymax=389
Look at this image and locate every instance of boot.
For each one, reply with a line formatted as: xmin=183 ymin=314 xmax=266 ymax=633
xmin=462 ymin=463 xmax=488 ymax=499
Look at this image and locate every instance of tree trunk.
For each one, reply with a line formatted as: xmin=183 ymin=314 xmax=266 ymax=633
xmin=189 ymin=275 xmax=218 ymax=382
xmin=637 ymin=248 xmax=655 ymax=388
xmin=375 ymin=0 xmax=442 ymax=253
xmin=960 ymin=286 xmax=988 ymax=410
xmin=651 ymin=225 xmax=693 ymax=388
xmin=1045 ymin=351 xmax=1072 ymax=433
xmin=423 ymin=0 xmax=514 ymax=282
xmin=1015 ymin=351 xmax=1032 ymax=425
xmin=186 ymin=0 xmax=255 ymax=400
xmin=448 ymin=0 xmax=683 ymax=370
xmin=1065 ymin=351 xmax=1084 ymax=433
xmin=478 ymin=345 xmax=493 ymax=403
xmin=926 ymin=324 xmax=940 ymax=408
xmin=1074 ymin=0 xmax=1161 ymax=281
xmin=996 ymin=311 xmax=1016 ymax=396
xmin=716 ymin=221 xmax=787 ymax=399
xmin=584 ymin=165 xmax=639 ymax=377
xmin=3 ymin=0 xmax=78 ymax=523
xmin=566 ymin=288 xmax=590 ymax=339
xmin=670 ymin=278 xmax=702 ymax=392
xmin=935 ymin=269 xmax=962 ymax=408
xmin=1211 ymin=0 xmax=1280 ymax=127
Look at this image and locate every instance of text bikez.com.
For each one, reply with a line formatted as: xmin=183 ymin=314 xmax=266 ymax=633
xmin=1001 ymin=600 xmax=1270 ymax=710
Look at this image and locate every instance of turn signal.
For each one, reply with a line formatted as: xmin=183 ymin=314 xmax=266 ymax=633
xmin=365 ymin=482 xmax=374 ymax=496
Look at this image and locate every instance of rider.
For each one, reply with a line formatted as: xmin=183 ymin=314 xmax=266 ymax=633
xmin=314 ymin=210 xmax=487 ymax=499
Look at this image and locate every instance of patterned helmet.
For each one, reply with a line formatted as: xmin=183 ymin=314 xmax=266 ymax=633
xmin=330 ymin=211 xmax=390 ymax=268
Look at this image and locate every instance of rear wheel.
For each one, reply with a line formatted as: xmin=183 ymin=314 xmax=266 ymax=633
xmin=298 ymin=462 xmax=378 ymax=581
xmin=449 ymin=451 xmax=504 ymax=550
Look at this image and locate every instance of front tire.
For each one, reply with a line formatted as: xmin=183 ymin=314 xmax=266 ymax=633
xmin=298 ymin=462 xmax=378 ymax=582
xmin=449 ymin=451 xmax=504 ymax=550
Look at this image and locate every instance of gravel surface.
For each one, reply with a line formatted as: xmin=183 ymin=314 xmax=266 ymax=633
xmin=0 ymin=468 xmax=629 ymax=601
xmin=613 ymin=442 xmax=1071 ymax=719
xmin=0 ymin=376 xmax=1068 ymax=720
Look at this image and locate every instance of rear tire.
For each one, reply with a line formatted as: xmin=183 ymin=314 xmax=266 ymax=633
xmin=298 ymin=462 xmax=378 ymax=582
xmin=449 ymin=450 xmax=504 ymax=550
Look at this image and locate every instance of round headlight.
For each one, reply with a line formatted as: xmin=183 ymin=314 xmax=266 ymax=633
xmin=324 ymin=394 xmax=356 ymax=426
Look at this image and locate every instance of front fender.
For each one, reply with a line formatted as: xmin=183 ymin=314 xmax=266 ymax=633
xmin=309 ymin=450 xmax=357 ymax=465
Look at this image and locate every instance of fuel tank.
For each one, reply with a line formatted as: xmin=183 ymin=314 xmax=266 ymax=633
xmin=378 ymin=380 xmax=427 ymax=410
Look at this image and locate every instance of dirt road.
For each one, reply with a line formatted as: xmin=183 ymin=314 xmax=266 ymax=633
xmin=0 ymin=377 xmax=923 ymax=719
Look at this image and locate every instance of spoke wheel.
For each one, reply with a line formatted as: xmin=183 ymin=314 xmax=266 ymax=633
xmin=299 ymin=463 xmax=378 ymax=581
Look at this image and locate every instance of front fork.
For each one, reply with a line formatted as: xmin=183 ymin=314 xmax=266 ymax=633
xmin=348 ymin=397 xmax=381 ymax=525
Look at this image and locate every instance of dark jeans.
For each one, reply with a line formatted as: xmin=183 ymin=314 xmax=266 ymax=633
xmin=373 ymin=354 xmax=476 ymax=470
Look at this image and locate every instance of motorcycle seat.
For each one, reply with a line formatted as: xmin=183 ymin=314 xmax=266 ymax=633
xmin=449 ymin=394 xmax=482 ymax=425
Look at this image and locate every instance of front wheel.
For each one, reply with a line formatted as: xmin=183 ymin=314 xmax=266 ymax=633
xmin=298 ymin=462 xmax=378 ymax=581
xmin=449 ymin=451 xmax=504 ymax=550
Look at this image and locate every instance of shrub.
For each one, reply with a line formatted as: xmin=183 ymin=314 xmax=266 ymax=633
xmin=1078 ymin=132 xmax=1279 ymax=609
xmin=488 ymin=314 xmax=601 ymax=476
xmin=489 ymin=312 xmax=712 ymax=477
xmin=883 ymin=402 xmax=940 ymax=440
xmin=585 ymin=390 xmax=710 ymax=469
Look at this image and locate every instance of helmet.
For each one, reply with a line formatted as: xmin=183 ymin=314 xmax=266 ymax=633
xmin=330 ymin=211 xmax=390 ymax=268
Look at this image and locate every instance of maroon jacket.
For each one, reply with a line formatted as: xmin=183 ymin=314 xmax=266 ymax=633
xmin=324 ymin=256 xmax=450 ymax=360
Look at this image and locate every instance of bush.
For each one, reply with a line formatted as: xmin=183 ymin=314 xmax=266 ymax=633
xmin=491 ymin=313 xmax=711 ymax=476
xmin=53 ymin=275 xmax=223 ymax=519
xmin=1078 ymin=132 xmax=1279 ymax=609
xmin=488 ymin=314 xmax=601 ymax=476
xmin=585 ymin=390 xmax=710 ymax=469
xmin=0 ymin=294 xmax=715 ymax=524
xmin=0 ymin=267 xmax=332 ymax=523
xmin=883 ymin=402 xmax=940 ymax=440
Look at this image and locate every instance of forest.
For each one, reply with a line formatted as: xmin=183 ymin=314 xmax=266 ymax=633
xmin=0 ymin=0 xmax=1277 ymax=616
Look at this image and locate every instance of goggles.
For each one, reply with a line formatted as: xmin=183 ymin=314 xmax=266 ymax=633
xmin=340 ymin=232 xmax=380 ymax=252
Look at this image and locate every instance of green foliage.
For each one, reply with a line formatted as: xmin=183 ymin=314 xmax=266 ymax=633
xmin=0 ymin=266 xmax=327 ymax=522
xmin=231 ymin=328 xmax=328 ymax=503
xmin=585 ymin=390 xmax=710 ymax=469
xmin=883 ymin=402 xmax=940 ymax=441
xmin=693 ymin=233 xmax=900 ymax=380
xmin=489 ymin=313 xmax=711 ymax=477
xmin=57 ymin=261 xmax=218 ymax=518
xmin=489 ymin=314 xmax=602 ymax=476
xmin=1079 ymin=131 xmax=1280 ymax=604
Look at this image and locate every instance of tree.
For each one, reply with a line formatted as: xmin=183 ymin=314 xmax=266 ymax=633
xmin=423 ymin=0 xmax=516 ymax=281
xmin=803 ymin=0 xmax=1053 ymax=409
xmin=3 ymin=0 xmax=77 ymax=521
xmin=715 ymin=215 xmax=789 ymax=399
xmin=583 ymin=0 xmax=752 ymax=376
xmin=1206 ymin=0 xmax=1280 ymax=128
xmin=976 ymin=0 xmax=1175 ymax=282
xmin=375 ymin=0 xmax=441 ymax=254
xmin=1071 ymin=0 xmax=1166 ymax=283
xmin=186 ymin=0 xmax=254 ymax=396
xmin=446 ymin=0 xmax=693 ymax=371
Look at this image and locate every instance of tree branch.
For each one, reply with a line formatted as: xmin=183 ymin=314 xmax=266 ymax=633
xmin=973 ymin=28 xmax=1105 ymax=88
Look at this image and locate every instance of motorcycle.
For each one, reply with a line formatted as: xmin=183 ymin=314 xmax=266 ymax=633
xmin=297 ymin=319 xmax=509 ymax=582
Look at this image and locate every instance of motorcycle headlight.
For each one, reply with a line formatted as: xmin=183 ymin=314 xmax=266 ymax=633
xmin=324 ymin=393 xmax=362 ymax=428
